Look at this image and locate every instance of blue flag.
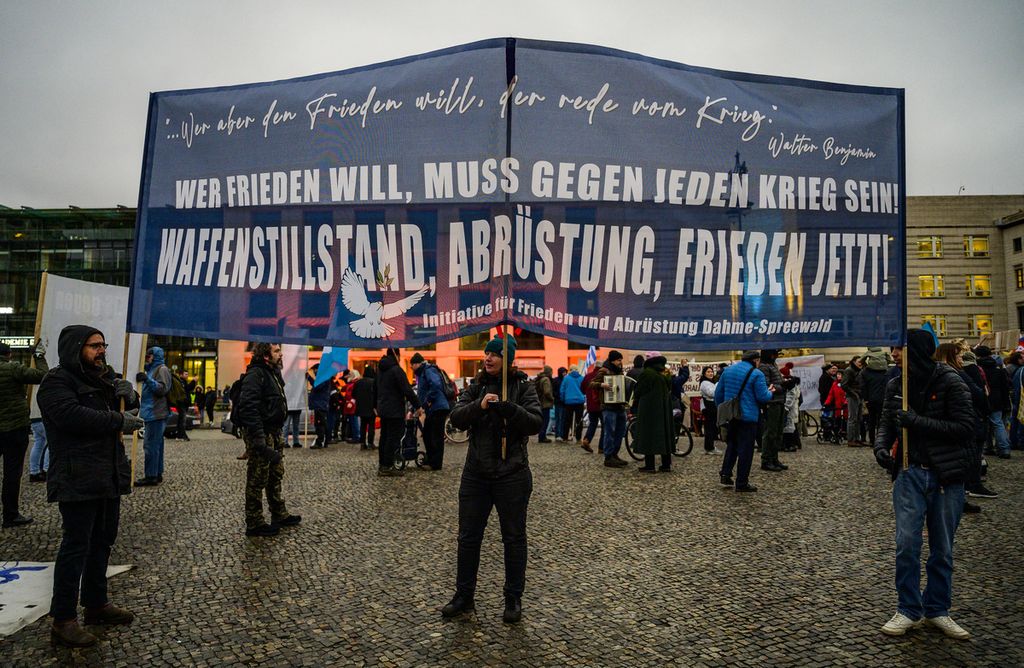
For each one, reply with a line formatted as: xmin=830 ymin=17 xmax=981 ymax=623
xmin=314 ymin=347 xmax=349 ymax=387
xmin=920 ymin=322 xmax=940 ymax=347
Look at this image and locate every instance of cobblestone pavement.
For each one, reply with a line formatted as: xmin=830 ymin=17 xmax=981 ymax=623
xmin=2 ymin=427 xmax=1022 ymax=667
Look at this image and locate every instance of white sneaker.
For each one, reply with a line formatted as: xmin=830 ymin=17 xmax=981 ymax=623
xmin=926 ymin=615 xmax=970 ymax=640
xmin=704 ymin=449 xmax=722 ymax=455
xmin=881 ymin=612 xmax=922 ymax=636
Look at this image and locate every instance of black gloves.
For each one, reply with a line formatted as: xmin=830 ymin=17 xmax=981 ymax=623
xmin=874 ymin=447 xmax=893 ymax=470
xmin=113 ymin=379 xmax=135 ymax=400
xmin=895 ymin=409 xmax=917 ymax=428
xmin=491 ymin=401 xmax=517 ymax=419
xmin=120 ymin=410 xmax=145 ymax=434
xmin=135 ymin=372 xmax=149 ymax=383
xmin=256 ymin=438 xmax=284 ymax=465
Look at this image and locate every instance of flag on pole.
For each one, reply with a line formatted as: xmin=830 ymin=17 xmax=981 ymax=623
xmin=314 ymin=347 xmax=349 ymax=387
xmin=921 ymin=322 xmax=940 ymax=347
xmin=585 ymin=345 xmax=597 ymax=369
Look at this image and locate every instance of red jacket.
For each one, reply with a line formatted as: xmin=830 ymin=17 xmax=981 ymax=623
xmin=582 ymin=368 xmax=602 ymax=412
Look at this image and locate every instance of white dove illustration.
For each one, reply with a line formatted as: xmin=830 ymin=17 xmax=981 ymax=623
xmin=340 ymin=267 xmax=429 ymax=338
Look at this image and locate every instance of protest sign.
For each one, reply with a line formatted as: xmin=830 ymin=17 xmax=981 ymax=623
xmin=31 ymin=274 xmax=145 ymax=418
xmin=131 ymin=38 xmax=904 ymax=351
xmin=777 ymin=354 xmax=827 ymax=410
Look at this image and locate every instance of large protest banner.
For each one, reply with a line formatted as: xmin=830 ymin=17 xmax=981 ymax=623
xmin=130 ymin=38 xmax=904 ymax=351
xmin=31 ymin=274 xmax=145 ymax=418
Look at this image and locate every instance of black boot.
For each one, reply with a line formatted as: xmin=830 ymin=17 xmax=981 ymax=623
xmin=440 ymin=593 xmax=475 ymax=618
xmin=502 ymin=595 xmax=522 ymax=623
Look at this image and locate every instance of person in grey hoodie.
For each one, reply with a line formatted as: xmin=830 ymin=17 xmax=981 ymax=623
xmin=134 ymin=346 xmax=172 ymax=486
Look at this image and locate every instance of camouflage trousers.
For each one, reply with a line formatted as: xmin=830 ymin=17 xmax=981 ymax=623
xmin=243 ymin=429 xmax=289 ymax=530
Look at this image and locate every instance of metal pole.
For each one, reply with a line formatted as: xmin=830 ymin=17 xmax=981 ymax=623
xmin=501 ymin=325 xmax=508 ymax=460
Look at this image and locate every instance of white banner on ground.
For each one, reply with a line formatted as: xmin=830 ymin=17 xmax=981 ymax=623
xmin=281 ymin=344 xmax=309 ymax=412
xmin=31 ymin=274 xmax=145 ymax=419
xmin=777 ymin=354 xmax=827 ymax=410
xmin=0 ymin=562 xmax=132 ymax=636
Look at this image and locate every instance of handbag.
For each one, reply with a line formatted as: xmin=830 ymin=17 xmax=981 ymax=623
xmin=717 ymin=366 xmax=756 ymax=427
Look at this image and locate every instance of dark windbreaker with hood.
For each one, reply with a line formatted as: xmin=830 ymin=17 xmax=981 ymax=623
xmin=37 ymin=325 xmax=136 ymax=502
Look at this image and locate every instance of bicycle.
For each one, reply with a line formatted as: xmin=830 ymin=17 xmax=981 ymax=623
xmin=799 ymin=411 xmax=819 ymax=437
xmin=444 ymin=414 xmax=469 ymax=443
xmin=623 ymin=413 xmax=694 ymax=460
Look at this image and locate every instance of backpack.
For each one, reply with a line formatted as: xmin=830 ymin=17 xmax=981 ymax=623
xmin=166 ymin=370 xmax=188 ymax=406
xmin=434 ymin=365 xmax=457 ymax=402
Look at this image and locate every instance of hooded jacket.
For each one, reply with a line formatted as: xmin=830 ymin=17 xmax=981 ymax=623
xmin=817 ymin=367 xmax=836 ymax=405
xmin=559 ymin=369 xmax=586 ymax=405
xmin=0 ymin=351 xmax=48 ymax=432
xmin=977 ymin=355 xmax=1010 ymax=412
xmin=37 ymin=325 xmax=137 ymax=502
xmin=535 ymin=367 xmax=554 ymax=409
xmin=139 ymin=345 xmax=172 ymax=421
xmin=714 ymin=360 xmax=773 ymax=423
xmin=235 ymin=356 xmax=288 ymax=441
xmin=375 ymin=354 xmax=419 ymax=419
xmin=449 ymin=369 xmax=542 ymax=477
xmin=873 ymin=330 xmax=974 ymax=485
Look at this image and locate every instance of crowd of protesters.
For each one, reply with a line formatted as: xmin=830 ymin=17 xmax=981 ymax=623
xmin=4 ymin=324 xmax=1023 ymax=642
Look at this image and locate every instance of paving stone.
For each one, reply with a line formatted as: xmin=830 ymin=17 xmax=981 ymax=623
xmin=1 ymin=431 xmax=1021 ymax=666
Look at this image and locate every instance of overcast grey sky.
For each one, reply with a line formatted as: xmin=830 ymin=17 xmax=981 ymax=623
xmin=1 ymin=0 xmax=1021 ymax=207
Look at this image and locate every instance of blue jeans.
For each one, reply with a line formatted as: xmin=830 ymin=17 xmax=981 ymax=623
xmin=989 ymin=411 xmax=1010 ymax=454
xmin=1011 ymin=403 xmax=1023 ymax=449
xmin=539 ymin=407 xmax=551 ymax=439
xmin=721 ymin=421 xmax=757 ymax=487
xmin=551 ymin=405 xmax=563 ymax=436
xmin=601 ymin=409 xmax=626 ymax=457
xmin=282 ymin=412 xmax=301 ymax=445
xmin=30 ymin=420 xmax=49 ymax=475
xmin=349 ymin=415 xmax=360 ymax=438
xmin=893 ymin=465 xmax=964 ymax=619
xmin=143 ymin=418 xmax=166 ymax=479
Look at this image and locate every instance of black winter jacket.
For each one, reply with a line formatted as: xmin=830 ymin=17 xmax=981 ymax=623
xmin=860 ymin=368 xmax=888 ymax=404
xmin=977 ymin=357 xmax=1010 ymax=412
xmin=37 ymin=325 xmax=138 ymax=503
xmin=375 ymin=355 xmax=419 ymax=419
xmin=235 ymin=358 xmax=288 ymax=440
xmin=449 ymin=369 xmax=542 ymax=478
xmin=352 ymin=377 xmax=376 ymax=418
xmin=817 ymin=368 xmax=835 ymax=405
xmin=873 ymin=362 xmax=975 ymax=485
xmin=960 ymin=366 xmax=989 ymax=441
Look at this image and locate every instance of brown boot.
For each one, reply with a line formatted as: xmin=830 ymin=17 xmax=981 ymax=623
xmin=51 ymin=619 xmax=97 ymax=647
xmin=84 ymin=603 xmax=135 ymax=625
xmin=580 ymin=439 xmax=594 ymax=453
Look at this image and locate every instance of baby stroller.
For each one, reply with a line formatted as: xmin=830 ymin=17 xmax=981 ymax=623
xmin=817 ymin=407 xmax=847 ymax=444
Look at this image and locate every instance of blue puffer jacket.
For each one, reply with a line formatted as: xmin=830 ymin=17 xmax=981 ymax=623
xmin=139 ymin=346 xmax=172 ymax=421
xmin=560 ymin=370 xmax=586 ymax=406
xmin=713 ymin=360 xmax=772 ymax=423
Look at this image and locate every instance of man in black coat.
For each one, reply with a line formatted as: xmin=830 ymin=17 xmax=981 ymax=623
xmin=375 ymin=349 xmax=420 ymax=476
xmin=352 ymin=365 xmax=377 ymax=449
xmin=873 ymin=329 xmax=975 ymax=640
xmin=975 ymin=346 xmax=1012 ymax=458
xmin=236 ymin=342 xmax=300 ymax=537
xmin=37 ymin=325 xmax=143 ymax=648
xmin=440 ymin=335 xmax=542 ymax=624
xmin=860 ymin=361 xmax=889 ymax=445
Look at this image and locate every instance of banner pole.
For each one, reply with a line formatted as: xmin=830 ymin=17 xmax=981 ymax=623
xmin=130 ymin=334 xmax=148 ymax=487
xmin=501 ymin=325 xmax=508 ymax=460
xmin=26 ymin=271 xmax=49 ymax=407
xmin=901 ymin=338 xmax=908 ymax=472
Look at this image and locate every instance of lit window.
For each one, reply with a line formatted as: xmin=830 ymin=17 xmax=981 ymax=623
xmin=963 ymin=235 xmax=990 ymax=258
xmin=917 ymin=236 xmax=942 ymax=258
xmin=1015 ymin=265 xmax=1023 ymax=290
xmin=968 ymin=314 xmax=993 ymax=337
xmin=918 ymin=275 xmax=945 ymax=298
xmin=920 ymin=315 xmax=947 ymax=337
xmin=965 ymin=275 xmax=992 ymax=298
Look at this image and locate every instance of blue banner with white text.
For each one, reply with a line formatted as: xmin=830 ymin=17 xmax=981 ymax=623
xmin=130 ymin=38 xmax=905 ymax=351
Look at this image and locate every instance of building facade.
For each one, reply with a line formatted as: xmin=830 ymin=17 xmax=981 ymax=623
xmin=906 ymin=195 xmax=1024 ymax=343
